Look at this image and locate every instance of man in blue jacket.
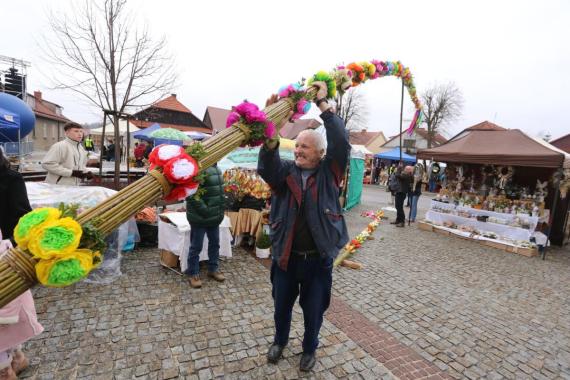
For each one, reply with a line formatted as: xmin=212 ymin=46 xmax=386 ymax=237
xmin=258 ymin=83 xmax=350 ymax=371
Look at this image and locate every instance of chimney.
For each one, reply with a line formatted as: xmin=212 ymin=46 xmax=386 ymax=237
xmin=34 ymin=91 xmax=42 ymax=100
xmin=171 ymin=93 xmax=177 ymax=98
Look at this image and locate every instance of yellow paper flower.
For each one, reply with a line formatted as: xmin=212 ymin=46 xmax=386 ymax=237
xmin=14 ymin=207 xmax=61 ymax=249
xmin=27 ymin=217 xmax=83 ymax=260
xmin=36 ymin=249 xmax=101 ymax=287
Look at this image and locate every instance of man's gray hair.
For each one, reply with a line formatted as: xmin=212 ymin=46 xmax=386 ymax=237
xmin=298 ymin=129 xmax=326 ymax=155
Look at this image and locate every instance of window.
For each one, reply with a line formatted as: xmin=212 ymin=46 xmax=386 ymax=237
xmin=403 ymin=139 xmax=416 ymax=148
xmin=43 ymin=123 xmax=47 ymax=139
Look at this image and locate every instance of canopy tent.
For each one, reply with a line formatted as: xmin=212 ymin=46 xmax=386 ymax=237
xmin=132 ymin=123 xmax=161 ymax=142
xmin=89 ymin=119 xmax=140 ymax=136
xmin=184 ymin=131 xmax=210 ymax=141
xmin=0 ymin=107 xmax=20 ymax=131
xmin=351 ymin=144 xmax=373 ymax=160
xmin=217 ymin=138 xmax=295 ymax=172
xmin=417 ymin=129 xmax=567 ymax=168
xmin=374 ymin=147 xmax=416 ymax=163
xmin=345 ymin=153 xmax=365 ymax=210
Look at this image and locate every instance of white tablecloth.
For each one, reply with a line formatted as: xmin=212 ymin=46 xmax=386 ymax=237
xmin=158 ymin=214 xmax=232 ymax=272
xmin=426 ymin=210 xmax=533 ymax=241
xmin=430 ymin=200 xmax=539 ymax=230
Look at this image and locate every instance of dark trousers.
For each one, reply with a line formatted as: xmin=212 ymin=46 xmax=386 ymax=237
xmin=186 ymin=226 xmax=220 ymax=276
xmin=395 ymin=192 xmax=406 ymax=223
xmin=271 ymin=255 xmax=333 ymax=354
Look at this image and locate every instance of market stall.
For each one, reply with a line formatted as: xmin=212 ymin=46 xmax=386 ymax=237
xmin=417 ymin=127 xmax=570 ymax=253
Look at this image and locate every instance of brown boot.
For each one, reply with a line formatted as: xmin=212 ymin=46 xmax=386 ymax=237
xmin=207 ymin=271 xmax=225 ymax=282
xmin=11 ymin=349 xmax=28 ymax=375
xmin=189 ymin=276 xmax=202 ymax=288
xmin=0 ymin=366 xmax=17 ymax=380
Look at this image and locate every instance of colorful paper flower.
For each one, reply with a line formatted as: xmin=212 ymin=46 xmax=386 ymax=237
xmin=148 ymin=144 xmax=185 ymax=168
xmin=27 ymin=217 xmax=83 ymax=260
xmin=226 ymin=101 xmax=274 ymax=147
xmin=162 ymin=154 xmax=199 ymax=185
xmin=164 ymin=182 xmax=199 ymax=202
xmin=35 ymin=249 xmax=102 ymax=287
xmin=14 ymin=207 xmax=62 ymax=249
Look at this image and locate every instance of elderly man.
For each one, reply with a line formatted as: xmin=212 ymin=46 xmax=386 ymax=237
xmin=391 ymin=164 xmax=413 ymax=227
xmin=42 ymin=123 xmax=92 ymax=185
xmin=258 ymin=83 xmax=350 ymax=372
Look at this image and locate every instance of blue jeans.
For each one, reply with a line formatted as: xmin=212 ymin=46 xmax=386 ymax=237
xmin=410 ymin=194 xmax=420 ymax=221
xmin=187 ymin=226 xmax=220 ymax=276
xmin=429 ymin=179 xmax=436 ymax=192
xmin=271 ymin=255 xmax=333 ymax=354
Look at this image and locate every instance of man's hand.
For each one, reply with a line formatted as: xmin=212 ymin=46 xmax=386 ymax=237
xmin=264 ymin=94 xmax=294 ymax=150
xmin=84 ymin=171 xmax=94 ymax=180
xmin=311 ymin=81 xmax=328 ymax=102
xmin=72 ymin=170 xmax=85 ymax=179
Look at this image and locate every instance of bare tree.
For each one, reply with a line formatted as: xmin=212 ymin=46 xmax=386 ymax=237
xmin=421 ymin=82 xmax=464 ymax=148
xmin=334 ymin=88 xmax=369 ymax=131
xmin=42 ymin=0 xmax=177 ymax=186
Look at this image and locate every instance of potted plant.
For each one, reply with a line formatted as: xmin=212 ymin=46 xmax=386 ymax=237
xmin=255 ymin=232 xmax=272 ymax=258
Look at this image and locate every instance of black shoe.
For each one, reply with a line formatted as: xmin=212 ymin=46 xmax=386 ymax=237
xmin=396 ymin=222 xmax=405 ymax=227
xmin=267 ymin=344 xmax=285 ymax=364
xmin=300 ymin=352 xmax=316 ymax=372
xmin=390 ymin=221 xmax=398 ymax=225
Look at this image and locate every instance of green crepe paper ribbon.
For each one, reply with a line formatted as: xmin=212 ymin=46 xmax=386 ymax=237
xmin=16 ymin=209 xmax=50 ymax=237
xmin=40 ymin=226 xmax=76 ymax=251
xmin=47 ymin=259 xmax=86 ymax=286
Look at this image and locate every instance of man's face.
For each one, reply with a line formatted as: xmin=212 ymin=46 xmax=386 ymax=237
xmin=66 ymin=127 xmax=84 ymax=142
xmin=294 ymin=133 xmax=323 ymax=169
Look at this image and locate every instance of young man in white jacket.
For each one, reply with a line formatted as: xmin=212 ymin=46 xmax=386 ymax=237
xmin=42 ymin=123 xmax=93 ymax=186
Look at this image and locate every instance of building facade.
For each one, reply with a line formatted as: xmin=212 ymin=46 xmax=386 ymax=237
xmin=26 ymin=91 xmax=79 ymax=152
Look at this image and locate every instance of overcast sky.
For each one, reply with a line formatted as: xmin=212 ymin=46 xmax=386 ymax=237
xmin=2 ymin=0 xmax=568 ymax=139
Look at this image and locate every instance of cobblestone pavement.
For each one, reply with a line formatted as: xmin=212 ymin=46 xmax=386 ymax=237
xmin=336 ymin=185 xmax=570 ymax=379
xmin=21 ymin=247 xmax=392 ymax=379
xmin=18 ymin=185 xmax=570 ymax=379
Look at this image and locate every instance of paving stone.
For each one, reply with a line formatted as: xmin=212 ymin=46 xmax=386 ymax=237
xmin=20 ymin=187 xmax=570 ymax=379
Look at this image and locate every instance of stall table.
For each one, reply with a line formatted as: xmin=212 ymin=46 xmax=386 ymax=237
xmin=158 ymin=213 xmax=232 ymax=273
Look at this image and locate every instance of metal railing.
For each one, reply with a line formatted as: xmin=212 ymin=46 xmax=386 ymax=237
xmin=0 ymin=141 xmax=34 ymax=156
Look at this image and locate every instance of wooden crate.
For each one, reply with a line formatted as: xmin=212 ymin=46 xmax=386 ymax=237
xmin=417 ymin=221 xmax=433 ymax=232
xmin=484 ymin=240 xmax=507 ymax=250
xmin=434 ymin=227 xmax=450 ymax=236
xmin=506 ymin=245 xmax=538 ymax=257
xmin=160 ymin=249 xmax=179 ymax=268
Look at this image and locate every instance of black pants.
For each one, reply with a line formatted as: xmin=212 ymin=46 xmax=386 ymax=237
xmin=271 ymin=255 xmax=333 ymax=354
xmin=395 ymin=192 xmax=406 ymax=223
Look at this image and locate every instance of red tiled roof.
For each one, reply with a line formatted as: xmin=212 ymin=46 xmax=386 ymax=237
xmin=152 ymin=94 xmax=192 ymax=113
xmin=349 ymin=131 xmax=383 ymax=145
xmin=464 ymin=121 xmax=506 ymax=131
xmin=27 ymin=93 xmax=74 ymax=123
xmin=550 ymin=133 xmax=570 ymax=153
xmin=131 ymin=120 xmax=212 ymax=133
xmin=204 ymin=106 xmax=231 ymax=132
xmin=280 ymin=119 xmax=322 ymax=139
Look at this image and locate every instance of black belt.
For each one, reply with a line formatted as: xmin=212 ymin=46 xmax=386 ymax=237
xmin=291 ymin=250 xmax=320 ymax=258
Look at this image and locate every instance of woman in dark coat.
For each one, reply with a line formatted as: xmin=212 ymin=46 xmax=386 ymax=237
xmin=0 ymin=147 xmax=32 ymax=244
